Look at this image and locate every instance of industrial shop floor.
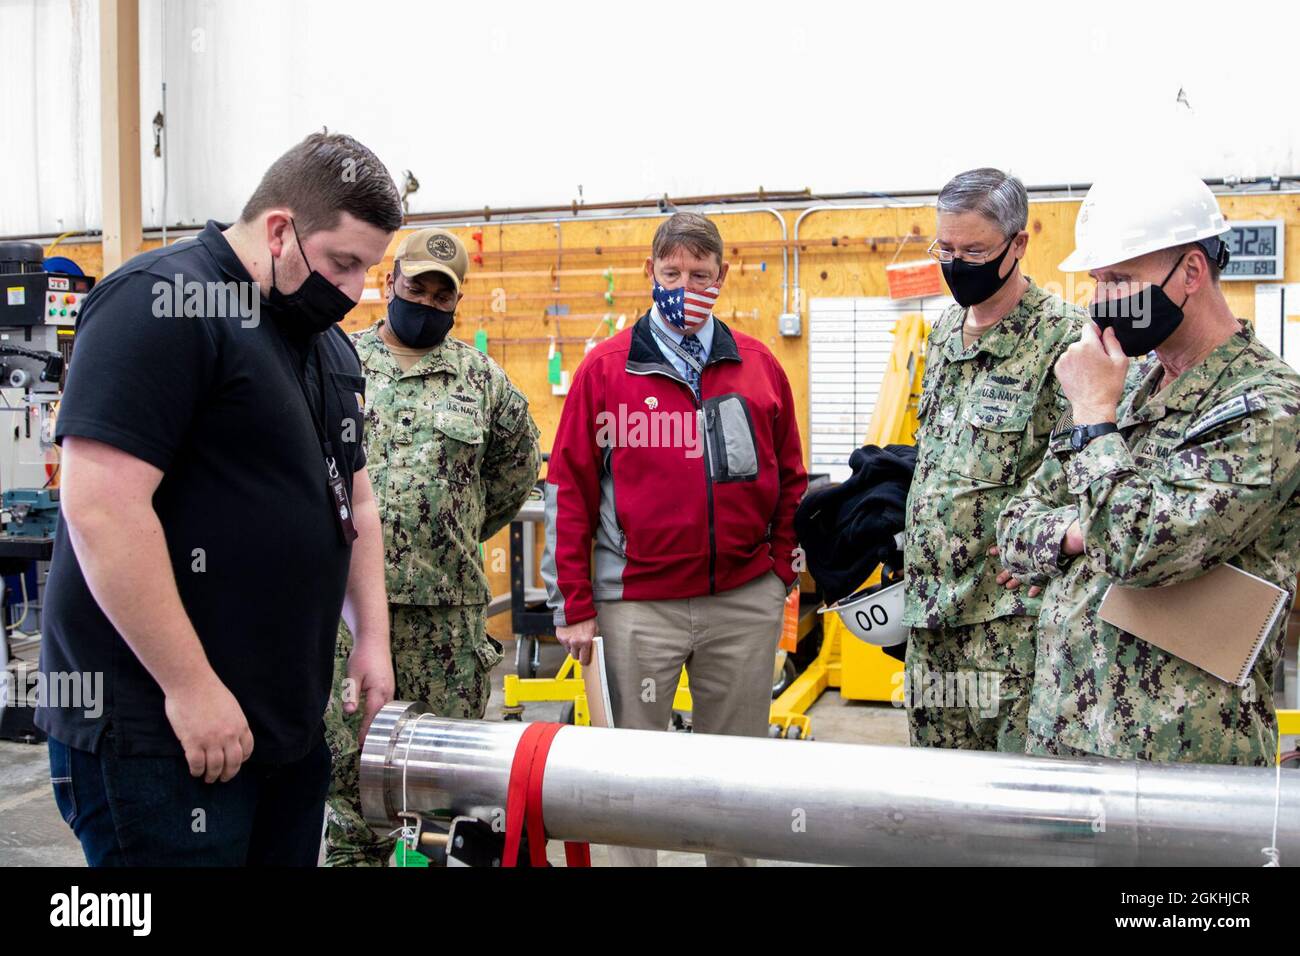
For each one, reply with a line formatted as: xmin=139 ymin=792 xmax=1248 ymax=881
xmin=0 ymin=636 xmax=909 ymax=868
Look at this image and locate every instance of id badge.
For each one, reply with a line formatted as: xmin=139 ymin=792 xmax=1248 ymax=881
xmin=326 ymin=456 xmax=359 ymax=544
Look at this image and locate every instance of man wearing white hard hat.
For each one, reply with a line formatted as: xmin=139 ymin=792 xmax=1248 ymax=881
xmin=996 ymin=171 xmax=1300 ymax=766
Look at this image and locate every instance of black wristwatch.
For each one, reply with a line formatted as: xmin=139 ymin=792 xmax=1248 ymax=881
xmin=1069 ymin=422 xmax=1119 ymax=452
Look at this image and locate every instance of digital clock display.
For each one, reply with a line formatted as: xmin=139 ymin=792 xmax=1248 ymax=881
xmin=1222 ymin=258 xmax=1280 ymax=277
xmin=1222 ymin=220 xmax=1284 ymax=282
xmin=1227 ymin=224 xmax=1277 ymax=257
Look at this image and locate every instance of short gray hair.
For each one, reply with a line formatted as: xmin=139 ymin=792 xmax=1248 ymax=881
xmin=936 ymin=168 xmax=1028 ymax=238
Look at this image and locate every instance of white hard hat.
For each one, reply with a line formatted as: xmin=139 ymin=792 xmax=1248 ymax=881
xmin=818 ymin=579 xmax=906 ymax=648
xmin=1059 ymin=171 xmax=1228 ymax=273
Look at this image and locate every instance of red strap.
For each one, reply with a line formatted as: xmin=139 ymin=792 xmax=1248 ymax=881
xmin=524 ymin=724 xmax=556 ymax=867
xmin=502 ymin=722 xmax=590 ymax=867
xmin=501 ymin=722 xmax=546 ymax=867
xmin=564 ymin=840 xmax=592 ymax=867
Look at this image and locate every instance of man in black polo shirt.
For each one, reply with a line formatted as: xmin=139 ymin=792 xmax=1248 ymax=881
xmin=38 ymin=132 xmax=399 ymax=866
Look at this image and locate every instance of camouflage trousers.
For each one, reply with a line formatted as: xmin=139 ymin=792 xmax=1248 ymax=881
xmin=323 ymin=603 xmax=504 ymax=867
xmin=904 ymin=615 xmax=1036 ymax=753
xmin=1025 ymin=713 xmax=1278 ymax=767
xmin=1024 ymin=732 xmax=1100 ymax=760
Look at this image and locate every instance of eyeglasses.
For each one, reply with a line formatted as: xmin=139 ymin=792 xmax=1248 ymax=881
xmin=926 ymin=236 xmax=1015 ymax=265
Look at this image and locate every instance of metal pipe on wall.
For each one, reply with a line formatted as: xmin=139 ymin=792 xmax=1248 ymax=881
xmin=361 ymin=703 xmax=1296 ymax=867
xmin=791 ymin=203 xmax=929 ymax=319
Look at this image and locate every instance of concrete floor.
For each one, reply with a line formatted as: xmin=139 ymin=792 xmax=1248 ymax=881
xmin=0 ymin=635 xmax=909 ymax=867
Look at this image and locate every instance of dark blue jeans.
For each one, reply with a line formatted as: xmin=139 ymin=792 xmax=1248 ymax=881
xmin=48 ymin=729 xmax=331 ymax=866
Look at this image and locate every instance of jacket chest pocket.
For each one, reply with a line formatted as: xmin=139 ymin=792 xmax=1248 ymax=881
xmin=916 ymin=389 xmax=936 ymax=432
xmin=329 ymin=372 xmax=367 ymax=470
xmin=388 ymin=406 xmax=485 ymax=486
xmin=914 ymin=389 xmax=958 ymax=476
xmin=953 ymin=403 xmax=1032 ymax=485
xmin=704 ymin=393 xmax=760 ymax=482
xmin=915 ymin=363 xmax=962 ymax=442
xmin=429 ymin=410 xmax=485 ymax=486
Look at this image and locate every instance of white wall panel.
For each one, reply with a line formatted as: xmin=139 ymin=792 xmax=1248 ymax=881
xmin=808 ymin=295 xmax=950 ymax=482
xmin=5 ymin=0 xmax=1300 ymax=236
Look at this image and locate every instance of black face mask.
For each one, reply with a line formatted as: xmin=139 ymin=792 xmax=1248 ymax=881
xmin=387 ymin=291 xmax=455 ymax=349
xmin=1090 ymin=253 xmax=1187 ymax=357
xmin=268 ymin=218 xmax=357 ymax=335
xmin=940 ymin=235 xmax=1019 ymax=308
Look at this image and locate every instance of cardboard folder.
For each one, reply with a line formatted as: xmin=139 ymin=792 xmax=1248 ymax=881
xmin=1098 ymin=564 xmax=1289 ymax=687
xmin=582 ymin=635 xmax=615 ymax=728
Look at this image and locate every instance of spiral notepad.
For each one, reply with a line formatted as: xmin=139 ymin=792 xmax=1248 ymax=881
xmin=1098 ymin=564 xmax=1290 ymax=687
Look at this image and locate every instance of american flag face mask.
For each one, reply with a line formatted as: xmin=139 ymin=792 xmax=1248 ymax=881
xmin=651 ymin=281 xmax=720 ymax=333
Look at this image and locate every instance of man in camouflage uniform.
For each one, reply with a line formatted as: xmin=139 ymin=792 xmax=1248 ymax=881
xmin=997 ymin=172 xmax=1300 ymax=767
xmin=904 ymin=169 xmax=1086 ymax=752
xmin=325 ymin=228 xmax=542 ymax=864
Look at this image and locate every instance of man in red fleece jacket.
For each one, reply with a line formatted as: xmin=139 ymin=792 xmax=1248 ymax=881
xmin=542 ymin=212 xmax=807 ymax=866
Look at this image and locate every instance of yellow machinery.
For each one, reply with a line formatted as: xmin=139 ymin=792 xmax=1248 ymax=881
xmin=1281 ymin=709 xmax=1300 ymax=764
xmin=504 ymin=655 xmax=695 ymax=726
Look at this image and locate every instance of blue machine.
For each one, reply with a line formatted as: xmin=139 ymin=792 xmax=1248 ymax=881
xmin=1 ymin=489 xmax=60 ymax=538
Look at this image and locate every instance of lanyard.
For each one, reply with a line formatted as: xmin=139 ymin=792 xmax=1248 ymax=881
xmin=285 ymin=334 xmax=358 ymax=543
xmin=288 ymin=341 xmax=336 ymax=459
xmin=649 ymin=319 xmax=705 ymax=381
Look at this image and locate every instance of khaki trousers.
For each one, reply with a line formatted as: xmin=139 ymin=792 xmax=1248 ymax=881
xmin=594 ymin=570 xmax=787 ymax=867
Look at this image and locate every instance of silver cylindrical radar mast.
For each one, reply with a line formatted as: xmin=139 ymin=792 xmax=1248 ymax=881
xmin=360 ymin=702 xmax=1296 ymax=866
